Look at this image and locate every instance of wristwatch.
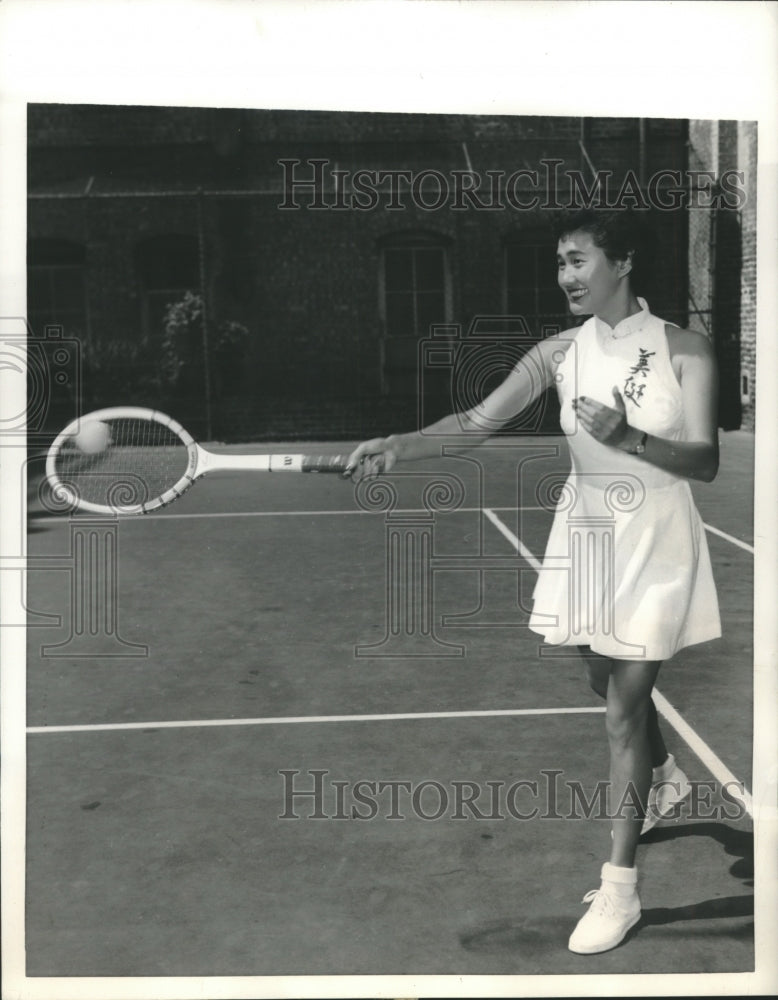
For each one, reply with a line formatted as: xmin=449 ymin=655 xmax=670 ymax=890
xmin=629 ymin=431 xmax=648 ymax=455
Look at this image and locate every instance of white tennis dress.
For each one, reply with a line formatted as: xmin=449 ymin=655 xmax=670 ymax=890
xmin=529 ymin=300 xmax=721 ymax=661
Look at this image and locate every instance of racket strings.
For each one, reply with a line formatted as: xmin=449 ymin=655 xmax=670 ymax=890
xmin=53 ymin=417 xmax=191 ymax=510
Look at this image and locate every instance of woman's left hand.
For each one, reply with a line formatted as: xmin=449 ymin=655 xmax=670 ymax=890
xmin=573 ymin=387 xmax=632 ymax=448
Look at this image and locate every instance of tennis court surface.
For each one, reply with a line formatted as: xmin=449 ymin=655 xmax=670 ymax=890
xmin=23 ymin=431 xmax=754 ymax=980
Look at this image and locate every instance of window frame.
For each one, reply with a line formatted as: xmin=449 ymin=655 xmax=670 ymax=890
xmin=377 ymin=232 xmax=453 ymax=397
xmin=378 ymin=233 xmax=452 ymax=339
xmin=503 ymin=230 xmax=571 ymax=338
xmin=27 ymin=239 xmax=88 ymax=338
xmin=135 ymin=234 xmax=200 ymax=340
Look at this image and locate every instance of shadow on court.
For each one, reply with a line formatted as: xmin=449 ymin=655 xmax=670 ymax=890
xmin=642 ymin=821 xmax=754 ymax=886
xmin=457 ymin=821 xmax=753 ymax=972
xmin=21 ymin=432 xmax=756 ymax=979
xmin=459 ymin=892 xmax=753 ymax=961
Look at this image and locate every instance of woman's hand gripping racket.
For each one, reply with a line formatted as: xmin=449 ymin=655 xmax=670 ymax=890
xmin=46 ymin=407 xmax=353 ymax=515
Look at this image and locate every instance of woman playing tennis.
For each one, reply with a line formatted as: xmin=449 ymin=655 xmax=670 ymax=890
xmin=346 ymin=209 xmax=721 ymax=955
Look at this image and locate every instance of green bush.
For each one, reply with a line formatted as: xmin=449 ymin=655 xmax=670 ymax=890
xmin=161 ymin=291 xmax=249 ymax=397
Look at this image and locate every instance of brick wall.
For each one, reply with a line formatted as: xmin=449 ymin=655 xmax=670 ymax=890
xmin=687 ymin=119 xmax=757 ymax=432
xmin=738 ymin=122 xmax=757 ymax=431
xmin=27 ymin=106 xmax=701 ymax=440
xmin=687 ymin=120 xmax=715 ymax=336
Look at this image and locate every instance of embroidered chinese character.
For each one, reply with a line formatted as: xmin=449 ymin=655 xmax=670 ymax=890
xmin=623 ymin=348 xmax=655 ymax=407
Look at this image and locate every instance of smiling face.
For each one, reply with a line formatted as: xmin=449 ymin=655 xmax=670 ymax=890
xmin=556 ymin=230 xmax=631 ymax=321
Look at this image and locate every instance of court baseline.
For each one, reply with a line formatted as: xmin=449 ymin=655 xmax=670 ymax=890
xmin=25 ymin=502 xmax=753 ymax=817
xmin=29 ymin=507 xmax=754 ymax=556
xmin=26 ymin=706 xmax=606 ymax=735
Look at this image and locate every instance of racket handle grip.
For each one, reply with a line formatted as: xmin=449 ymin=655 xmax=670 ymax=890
xmin=301 ymin=454 xmax=350 ymax=474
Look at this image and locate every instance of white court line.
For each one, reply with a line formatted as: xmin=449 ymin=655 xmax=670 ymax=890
xmin=652 ymin=689 xmax=754 ymax=816
xmin=29 ymin=507 xmax=756 ymax=556
xmin=483 ymin=507 xmax=543 ymax=571
xmin=28 ymin=505 xmax=544 ymax=525
xmin=482 ymin=506 xmax=754 ymax=818
xmin=27 ymin=705 xmax=606 ymax=735
xmin=702 ymin=522 xmax=755 ymax=554
xmin=26 ymin=502 xmax=752 ymax=809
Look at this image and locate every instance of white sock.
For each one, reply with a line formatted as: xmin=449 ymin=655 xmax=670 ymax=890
xmin=601 ymin=862 xmax=638 ymax=897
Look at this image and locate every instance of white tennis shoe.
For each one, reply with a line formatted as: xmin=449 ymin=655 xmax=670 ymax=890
xmin=642 ymin=754 xmax=691 ymax=834
xmin=568 ymin=863 xmax=641 ymax=955
xmin=609 ymin=755 xmax=692 ymax=839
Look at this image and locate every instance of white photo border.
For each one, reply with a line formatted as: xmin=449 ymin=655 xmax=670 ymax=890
xmin=2 ymin=2 xmax=776 ymax=998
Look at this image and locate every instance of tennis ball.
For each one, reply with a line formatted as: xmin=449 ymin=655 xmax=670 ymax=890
xmin=73 ymin=419 xmax=111 ymax=455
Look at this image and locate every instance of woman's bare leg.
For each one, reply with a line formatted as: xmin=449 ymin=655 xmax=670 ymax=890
xmin=606 ymin=658 xmax=662 ymax=868
xmin=578 ymin=646 xmax=667 ymax=768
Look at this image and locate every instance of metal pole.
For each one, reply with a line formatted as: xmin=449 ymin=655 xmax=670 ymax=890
xmin=82 ymin=177 xmax=94 ymax=343
xmin=578 ymin=118 xmax=599 ymax=182
xmin=195 ymin=189 xmax=213 ymax=440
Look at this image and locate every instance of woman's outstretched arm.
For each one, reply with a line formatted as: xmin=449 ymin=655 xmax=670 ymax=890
xmin=345 ymin=336 xmax=565 ymax=480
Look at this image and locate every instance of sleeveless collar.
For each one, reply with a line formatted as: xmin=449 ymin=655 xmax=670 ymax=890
xmin=594 ymin=298 xmax=650 ymax=340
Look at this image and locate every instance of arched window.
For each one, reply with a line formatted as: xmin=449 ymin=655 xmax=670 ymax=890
xmin=379 ymin=233 xmax=452 ymax=395
xmin=504 ymin=228 xmax=569 ymax=335
xmin=135 ymin=234 xmax=199 ymax=338
xmin=380 ymin=234 xmax=451 ymax=338
xmin=27 ymin=239 xmax=87 ymax=337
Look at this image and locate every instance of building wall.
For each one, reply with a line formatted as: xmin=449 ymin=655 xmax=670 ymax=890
xmin=686 ymin=119 xmax=715 ymax=340
xmin=687 ymin=118 xmax=757 ymax=432
xmin=737 ymin=122 xmax=757 ymax=431
xmin=28 ymin=107 xmax=738 ymax=441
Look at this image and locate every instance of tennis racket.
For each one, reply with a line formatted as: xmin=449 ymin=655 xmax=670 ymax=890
xmin=46 ymin=407 xmax=352 ymax=515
